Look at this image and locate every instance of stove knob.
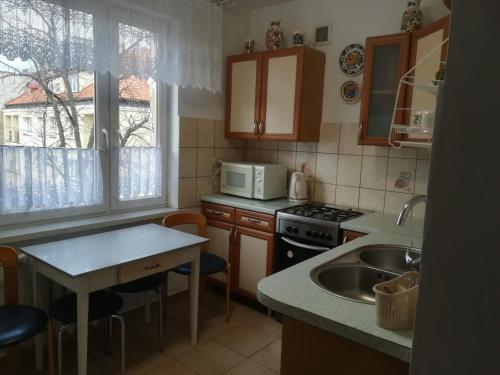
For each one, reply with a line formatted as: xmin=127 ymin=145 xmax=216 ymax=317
xmin=286 ymin=226 xmax=293 ymax=232
xmin=306 ymin=230 xmax=312 ymax=236
xmin=319 ymin=232 xmax=326 ymax=239
xmin=311 ymin=231 xmax=318 ymax=237
xmin=326 ymin=234 xmax=333 ymax=241
xmin=292 ymin=227 xmax=299 ymax=234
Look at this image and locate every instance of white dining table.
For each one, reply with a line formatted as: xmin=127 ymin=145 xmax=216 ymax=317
xmin=21 ymin=223 xmax=207 ymax=375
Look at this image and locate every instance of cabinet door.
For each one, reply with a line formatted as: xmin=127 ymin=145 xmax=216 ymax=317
xmin=404 ymin=16 xmax=449 ymax=143
xmin=359 ymin=33 xmax=411 ymax=146
xmin=341 ymin=230 xmax=367 ymax=244
xmin=226 ymin=54 xmax=262 ymax=139
xmin=206 ymin=219 xmax=233 ymax=285
xmin=234 ymin=226 xmax=274 ymax=299
xmin=259 ymin=49 xmax=302 ymax=140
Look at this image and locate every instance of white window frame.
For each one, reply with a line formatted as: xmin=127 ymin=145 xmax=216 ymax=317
xmin=0 ymin=0 xmax=169 ymax=226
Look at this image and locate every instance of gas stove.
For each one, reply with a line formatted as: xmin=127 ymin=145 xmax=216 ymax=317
xmin=274 ymin=203 xmax=364 ymax=272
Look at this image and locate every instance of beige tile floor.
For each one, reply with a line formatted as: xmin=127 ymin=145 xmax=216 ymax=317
xmin=0 ymin=291 xmax=282 ymax=375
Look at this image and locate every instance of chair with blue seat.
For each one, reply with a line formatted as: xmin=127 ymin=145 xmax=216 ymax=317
xmin=163 ymin=212 xmax=231 ymax=322
xmin=49 ymin=290 xmax=125 ymax=375
xmin=0 ymin=245 xmax=52 ymax=375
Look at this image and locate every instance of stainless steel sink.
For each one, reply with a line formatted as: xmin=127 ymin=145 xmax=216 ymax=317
xmin=310 ymin=244 xmax=420 ymax=304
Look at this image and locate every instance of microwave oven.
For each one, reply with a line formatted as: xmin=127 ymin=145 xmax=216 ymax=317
xmin=220 ymin=162 xmax=287 ymax=200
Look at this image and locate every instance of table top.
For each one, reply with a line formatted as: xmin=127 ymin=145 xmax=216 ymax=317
xmin=21 ymin=224 xmax=208 ymax=278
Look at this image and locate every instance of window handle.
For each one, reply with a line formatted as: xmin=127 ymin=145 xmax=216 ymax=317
xmin=101 ymin=128 xmax=109 ymax=153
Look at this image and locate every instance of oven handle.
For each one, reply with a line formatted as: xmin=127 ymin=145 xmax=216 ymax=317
xmin=281 ymin=237 xmax=331 ymax=252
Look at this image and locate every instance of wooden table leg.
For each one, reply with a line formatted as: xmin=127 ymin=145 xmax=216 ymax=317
xmin=32 ymin=263 xmax=43 ymax=371
xmin=77 ymin=290 xmax=89 ymax=375
xmin=189 ymin=251 xmax=200 ymax=347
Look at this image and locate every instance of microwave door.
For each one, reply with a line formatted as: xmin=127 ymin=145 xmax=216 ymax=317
xmin=222 ymin=165 xmax=253 ymax=198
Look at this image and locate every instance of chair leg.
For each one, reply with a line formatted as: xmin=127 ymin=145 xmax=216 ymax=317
xmin=6 ymin=344 xmax=20 ymax=375
xmin=48 ymin=320 xmax=56 ymax=375
xmin=187 ymin=275 xmax=192 ymax=336
xmin=225 ymin=264 xmax=232 ymax=322
xmin=57 ymin=324 xmax=71 ymax=375
xmin=157 ymin=287 xmax=164 ymax=352
xmin=112 ymin=315 xmax=126 ymax=375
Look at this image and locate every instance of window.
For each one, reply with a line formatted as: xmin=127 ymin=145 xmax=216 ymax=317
xmin=0 ymin=0 xmax=167 ymax=224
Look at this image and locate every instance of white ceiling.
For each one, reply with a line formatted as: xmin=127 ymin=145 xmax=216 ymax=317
xmin=236 ymin=0 xmax=292 ymax=10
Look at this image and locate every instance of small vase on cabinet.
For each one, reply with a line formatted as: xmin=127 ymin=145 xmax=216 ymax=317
xmin=401 ymin=1 xmax=423 ymax=32
xmin=265 ymin=20 xmax=284 ymax=50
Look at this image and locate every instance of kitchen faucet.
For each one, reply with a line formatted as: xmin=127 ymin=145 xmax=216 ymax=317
xmin=396 ymin=195 xmax=427 ymax=226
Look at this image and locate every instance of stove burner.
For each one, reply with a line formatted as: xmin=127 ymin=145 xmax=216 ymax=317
xmin=285 ymin=203 xmax=362 ymax=222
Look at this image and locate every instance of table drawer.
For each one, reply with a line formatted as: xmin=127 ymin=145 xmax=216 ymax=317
xmin=202 ymin=203 xmax=235 ymax=223
xmin=118 ymin=250 xmax=194 ymax=284
xmin=235 ymin=209 xmax=275 ymax=233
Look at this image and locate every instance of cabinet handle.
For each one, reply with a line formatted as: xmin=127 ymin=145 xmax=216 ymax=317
xmin=247 ymin=217 xmax=263 ymax=225
xmin=145 ymin=263 xmax=160 ymax=271
xmin=258 ymin=121 xmax=264 ymax=135
xmin=253 ymin=121 xmax=258 ymax=135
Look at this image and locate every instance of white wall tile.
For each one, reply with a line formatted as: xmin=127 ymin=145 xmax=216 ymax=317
xmin=315 ymin=153 xmax=338 ymax=184
xmin=260 ymin=149 xmax=278 ymax=163
xmin=339 ymin=123 xmax=363 ymax=155
xmin=335 ymin=185 xmax=359 ymax=208
xmin=178 ymin=178 xmax=197 ymax=208
xmin=384 ymin=191 xmax=413 ymax=215
xmin=229 ymin=148 xmax=245 ymax=162
xmin=197 ymin=148 xmax=214 ymax=177
xmin=246 ymin=148 xmax=260 ymax=162
xmin=363 ymin=145 xmax=389 ymax=157
xmin=278 ymin=141 xmax=297 ymax=151
xmin=278 ymin=151 xmax=297 ymax=173
xmin=359 ymin=188 xmax=385 ymax=212
xmin=197 ymin=119 xmax=215 ymax=147
xmin=214 ymin=148 xmax=230 ymax=162
xmin=197 ymin=177 xmax=214 ymax=204
xmin=261 ymin=141 xmax=278 ymax=150
xmin=314 ymin=183 xmax=336 ymax=204
xmin=297 ymin=142 xmax=317 ymax=153
xmin=418 ymin=148 xmax=431 ymax=160
xmin=412 ymin=202 xmax=426 ymax=219
xmin=214 ymin=120 xmax=230 ymax=148
xmin=389 ymin=147 xmax=418 ymax=159
xmin=179 ymin=117 xmax=197 ymax=148
xmin=415 ymin=159 xmax=430 ymax=195
xmin=337 ymin=155 xmax=362 ymax=187
xmin=317 ymin=123 xmax=340 ymax=153
xmin=361 ymin=156 xmax=388 ymax=190
xmin=296 ymin=152 xmax=317 ymax=180
xmin=246 ymin=140 xmax=261 ymax=149
xmin=386 ymin=158 xmax=417 ymax=193
xmin=179 ymin=148 xmax=197 ymax=178
xmin=230 ymin=139 xmax=244 ymax=149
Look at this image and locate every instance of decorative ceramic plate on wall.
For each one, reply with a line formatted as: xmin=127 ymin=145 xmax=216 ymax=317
xmin=340 ymin=80 xmax=361 ymax=103
xmin=339 ymin=44 xmax=365 ymax=76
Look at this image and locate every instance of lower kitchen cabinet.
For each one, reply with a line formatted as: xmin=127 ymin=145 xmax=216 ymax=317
xmin=233 ymin=226 xmax=274 ymax=299
xmin=281 ymin=317 xmax=409 ymax=375
xmin=342 ymin=229 xmax=367 ymax=243
xmin=202 ymin=202 xmax=275 ymax=302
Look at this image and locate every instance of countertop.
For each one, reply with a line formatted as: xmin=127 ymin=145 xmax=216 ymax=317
xmin=258 ymin=212 xmax=425 ymax=363
xmin=341 ymin=211 xmax=425 ymax=238
xmin=201 ymin=194 xmax=297 ymax=215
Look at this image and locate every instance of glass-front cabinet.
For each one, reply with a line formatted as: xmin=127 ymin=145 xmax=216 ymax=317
xmin=359 ymin=33 xmax=411 ymax=146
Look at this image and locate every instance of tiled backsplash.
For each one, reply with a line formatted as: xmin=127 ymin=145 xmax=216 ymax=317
xmin=178 ymin=117 xmax=244 ymax=208
xmin=178 ymin=119 xmax=430 ymax=218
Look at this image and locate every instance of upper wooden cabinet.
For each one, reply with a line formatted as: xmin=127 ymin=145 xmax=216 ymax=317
xmin=358 ymin=16 xmax=450 ymax=146
xmin=226 ymin=46 xmax=325 ymax=142
xmin=359 ymin=32 xmax=411 ymax=146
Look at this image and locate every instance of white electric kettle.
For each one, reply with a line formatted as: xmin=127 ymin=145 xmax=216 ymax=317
xmin=288 ymin=171 xmax=308 ymax=203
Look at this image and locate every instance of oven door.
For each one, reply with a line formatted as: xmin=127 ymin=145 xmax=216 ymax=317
xmin=275 ymin=235 xmax=332 ymax=272
xmin=221 ymin=163 xmax=254 ymax=198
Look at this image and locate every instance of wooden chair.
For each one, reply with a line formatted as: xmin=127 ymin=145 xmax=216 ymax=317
xmin=162 ymin=212 xmax=231 ymax=322
xmin=0 ymin=245 xmax=53 ymax=375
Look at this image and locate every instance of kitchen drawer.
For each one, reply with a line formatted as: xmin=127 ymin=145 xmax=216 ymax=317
xmin=235 ymin=209 xmax=275 ymax=233
xmin=202 ymin=203 xmax=235 ymax=223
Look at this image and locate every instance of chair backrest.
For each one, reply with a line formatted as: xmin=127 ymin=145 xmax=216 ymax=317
xmin=162 ymin=212 xmax=208 ymax=252
xmin=0 ymin=246 xmax=19 ymax=305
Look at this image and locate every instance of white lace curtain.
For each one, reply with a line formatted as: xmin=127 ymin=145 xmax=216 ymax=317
xmin=0 ymin=146 xmax=102 ymax=212
xmin=0 ymin=0 xmax=223 ymax=93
